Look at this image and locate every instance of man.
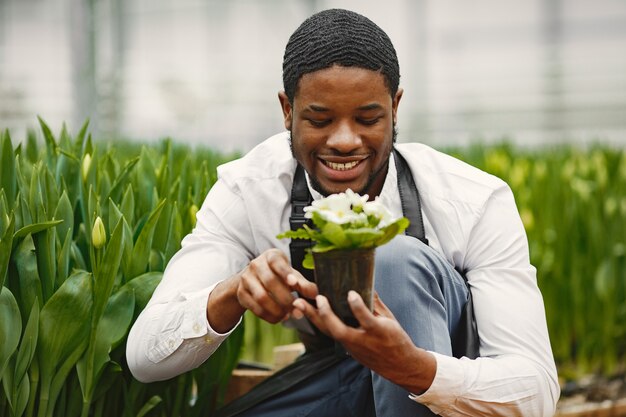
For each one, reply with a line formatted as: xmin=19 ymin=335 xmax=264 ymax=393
xmin=127 ymin=9 xmax=560 ymax=416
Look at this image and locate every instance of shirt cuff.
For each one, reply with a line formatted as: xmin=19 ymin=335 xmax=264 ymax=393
xmin=181 ymin=283 xmax=243 ymax=340
xmin=409 ymin=352 xmax=466 ymax=415
xmin=146 ymin=283 xmax=241 ymax=364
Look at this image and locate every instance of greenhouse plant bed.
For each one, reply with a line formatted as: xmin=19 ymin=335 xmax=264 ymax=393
xmin=556 ymin=398 xmax=626 ymax=417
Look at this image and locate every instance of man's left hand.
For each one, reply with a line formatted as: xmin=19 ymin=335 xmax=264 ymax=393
xmin=292 ymin=291 xmax=437 ymax=394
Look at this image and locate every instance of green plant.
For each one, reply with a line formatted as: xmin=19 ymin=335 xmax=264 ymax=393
xmin=0 ymin=120 xmax=242 ymax=417
xmin=277 ymin=189 xmax=409 ymax=269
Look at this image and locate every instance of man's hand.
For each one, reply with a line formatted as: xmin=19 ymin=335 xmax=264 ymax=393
xmin=293 ymin=291 xmax=437 ymax=394
xmin=208 ymin=249 xmax=318 ymax=333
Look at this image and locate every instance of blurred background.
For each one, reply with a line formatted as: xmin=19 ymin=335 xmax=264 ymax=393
xmin=1 ymin=0 xmax=625 ymax=152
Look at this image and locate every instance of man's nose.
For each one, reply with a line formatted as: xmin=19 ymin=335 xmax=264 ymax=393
xmin=326 ymin=122 xmax=362 ymax=153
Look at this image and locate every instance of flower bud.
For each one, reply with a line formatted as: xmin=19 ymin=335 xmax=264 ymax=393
xmin=189 ymin=204 xmax=199 ymax=228
xmin=92 ymin=216 xmax=106 ymax=249
xmin=82 ymin=154 xmax=92 ymax=181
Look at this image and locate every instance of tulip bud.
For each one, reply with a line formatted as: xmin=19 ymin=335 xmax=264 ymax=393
xmin=92 ymin=216 xmax=106 ymax=249
xmin=189 ymin=204 xmax=199 ymax=228
xmin=82 ymin=153 xmax=92 ymax=181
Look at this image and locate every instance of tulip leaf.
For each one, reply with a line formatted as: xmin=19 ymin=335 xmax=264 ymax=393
xmin=0 ymin=287 xmax=21 ymax=381
xmin=136 ymin=395 xmax=163 ymax=417
xmin=120 ymin=272 xmax=162 ymax=315
xmin=57 ymin=229 xmax=72 ymax=287
xmin=14 ymin=301 xmax=39 ymax=390
xmin=107 ymin=157 xmax=139 ymax=203
xmin=25 ymin=129 xmax=38 ymax=163
xmin=33 ymin=223 xmax=57 ymax=303
xmin=94 ymin=287 xmax=135 ymax=380
xmin=165 ymin=202 xmax=182 ymax=262
xmin=93 ymin=218 xmax=124 ymax=323
xmin=14 ymin=234 xmax=43 ymax=317
xmin=38 ymin=270 xmax=92 ymax=417
xmin=13 ymin=219 xmax=63 ymax=240
xmin=54 ymin=190 xmax=74 ymax=245
xmin=121 ymin=184 xmax=135 ymax=226
xmin=136 ymin=147 xmax=157 ymax=215
xmin=128 ymin=200 xmax=165 ymax=278
xmin=0 ymin=129 xmax=17 ymax=208
xmin=0 ymin=214 xmax=14 ymax=289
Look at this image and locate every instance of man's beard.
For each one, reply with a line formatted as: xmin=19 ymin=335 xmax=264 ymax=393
xmin=289 ymin=125 xmax=398 ymax=197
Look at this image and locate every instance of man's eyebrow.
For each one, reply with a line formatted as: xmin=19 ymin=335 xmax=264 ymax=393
xmin=357 ymin=103 xmax=383 ymax=111
xmin=306 ymin=104 xmax=330 ymax=112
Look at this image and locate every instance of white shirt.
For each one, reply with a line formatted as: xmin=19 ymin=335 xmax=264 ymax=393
xmin=127 ymin=132 xmax=560 ymax=416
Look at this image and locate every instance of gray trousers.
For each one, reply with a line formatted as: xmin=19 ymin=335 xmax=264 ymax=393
xmin=236 ymin=235 xmax=469 ymax=417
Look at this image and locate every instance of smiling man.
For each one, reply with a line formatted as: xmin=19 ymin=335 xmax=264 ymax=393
xmin=127 ymin=9 xmax=560 ymax=417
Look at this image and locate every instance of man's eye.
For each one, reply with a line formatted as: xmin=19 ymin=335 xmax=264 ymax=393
xmin=308 ymin=119 xmax=331 ymax=127
xmin=358 ymin=117 xmax=380 ymax=126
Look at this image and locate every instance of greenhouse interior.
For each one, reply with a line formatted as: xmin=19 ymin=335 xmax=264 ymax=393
xmin=1 ymin=0 xmax=625 ymax=416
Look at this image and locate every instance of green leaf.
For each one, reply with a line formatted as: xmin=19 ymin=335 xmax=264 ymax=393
xmin=13 ymin=234 xmax=43 ymax=318
xmin=0 ymin=214 xmax=14 ymax=289
xmin=135 ymin=147 xmax=157 ymax=215
xmin=54 ymin=190 xmax=74 ymax=245
xmin=93 ymin=287 xmax=135 ymax=378
xmin=164 ymin=202 xmax=182 ymax=262
xmin=152 ymin=200 xmax=172 ymax=254
xmin=14 ymin=219 xmax=62 ymax=240
xmin=303 ymin=252 xmax=315 ymax=270
xmin=321 ymin=222 xmax=349 ymax=247
xmin=375 ymin=217 xmax=410 ymax=247
xmin=37 ymin=270 xmax=93 ymax=417
xmin=14 ymin=302 xmax=39 ymax=390
xmin=121 ymin=184 xmax=135 ymax=226
xmin=33 ymin=223 xmax=57 ymax=303
xmin=128 ymin=200 xmax=165 ymax=278
xmin=344 ymin=228 xmax=383 ymax=248
xmin=77 ymin=286 xmax=135 ymax=405
xmin=136 ymin=395 xmax=162 ymax=417
xmin=0 ymin=129 xmax=17 ymax=208
xmin=12 ymin=372 xmax=30 ymax=417
xmin=107 ymin=157 xmax=139 ymax=203
xmin=93 ymin=218 xmax=125 ymax=323
xmin=57 ymin=229 xmax=72 ymax=287
xmin=120 ymin=272 xmax=162 ymax=315
xmin=276 ymin=228 xmax=313 ymax=241
xmin=25 ymin=129 xmax=39 ymax=163
xmin=0 ymin=287 xmax=21 ymax=381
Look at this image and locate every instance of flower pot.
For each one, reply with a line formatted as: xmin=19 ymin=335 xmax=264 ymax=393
xmin=312 ymin=248 xmax=375 ymax=327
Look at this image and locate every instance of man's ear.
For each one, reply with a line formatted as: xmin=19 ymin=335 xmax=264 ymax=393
xmin=392 ymin=88 xmax=403 ymax=125
xmin=278 ymin=91 xmax=293 ymax=130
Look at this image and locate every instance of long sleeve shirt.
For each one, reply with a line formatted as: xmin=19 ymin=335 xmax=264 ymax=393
xmin=127 ymin=132 xmax=560 ymax=416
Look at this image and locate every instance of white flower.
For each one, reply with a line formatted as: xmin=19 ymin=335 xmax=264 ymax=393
xmin=304 ymin=191 xmax=369 ymax=224
xmin=363 ymin=197 xmax=394 ymax=227
xmin=344 ymin=189 xmax=369 ymax=210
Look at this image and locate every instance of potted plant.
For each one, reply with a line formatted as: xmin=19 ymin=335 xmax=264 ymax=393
xmin=278 ymin=190 xmax=409 ymax=326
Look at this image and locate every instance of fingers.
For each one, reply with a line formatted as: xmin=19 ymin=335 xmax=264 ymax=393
xmin=290 ymin=272 xmax=318 ymax=299
xmin=249 ymin=253 xmax=294 ymax=307
xmin=372 ymin=291 xmax=395 ymax=319
xmin=348 ymin=291 xmax=377 ymax=330
xmin=313 ymin=295 xmax=353 ymax=339
xmin=238 ymin=270 xmax=287 ymax=323
xmin=238 ymin=249 xmax=316 ymax=324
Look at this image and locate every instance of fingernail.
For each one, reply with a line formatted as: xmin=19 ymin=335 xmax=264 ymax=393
xmin=286 ymin=273 xmax=297 ymax=286
xmin=316 ymin=295 xmax=327 ymax=307
xmin=348 ymin=291 xmax=358 ymax=303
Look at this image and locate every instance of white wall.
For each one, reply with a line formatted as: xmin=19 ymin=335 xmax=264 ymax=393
xmin=1 ymin=0 xmax=625 ymax=151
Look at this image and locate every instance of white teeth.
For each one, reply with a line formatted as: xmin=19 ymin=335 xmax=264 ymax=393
xmin=325 ymin=160 xmax=360 ymax=171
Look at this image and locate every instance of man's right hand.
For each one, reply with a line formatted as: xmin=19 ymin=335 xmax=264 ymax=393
xmin=207 ymin=249 xmax=318 ymax=333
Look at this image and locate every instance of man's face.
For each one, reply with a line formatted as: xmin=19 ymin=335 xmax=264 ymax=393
xmin=279 ymin=65 xmax=403 ymax=198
